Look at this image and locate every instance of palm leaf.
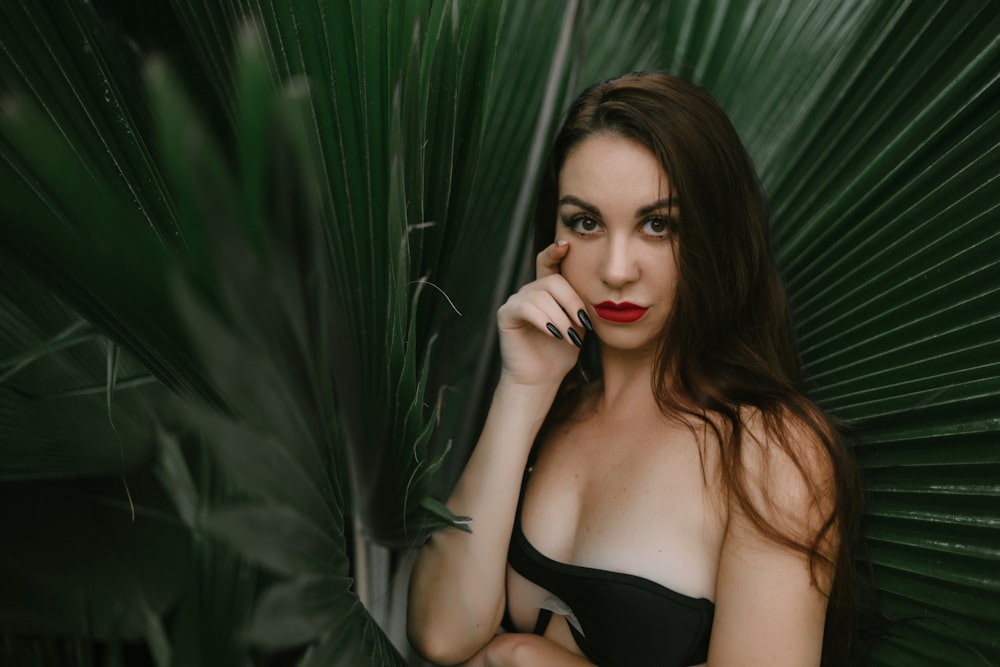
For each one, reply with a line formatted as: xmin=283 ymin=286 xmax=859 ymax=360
xmin=0 ymin=262 xmax=161 ymax=480
xmin=143 ymin=33 xmax=403 ymax=660
xmin=161 ymin=1 xmax=508 ymax=550
xmin=651 ymin=1 xmax=1000 ymax=664
xmin=0 ymin=472 xmax=188 ymax=660
xmin=0 ymin=0 xmax=213 ymax=403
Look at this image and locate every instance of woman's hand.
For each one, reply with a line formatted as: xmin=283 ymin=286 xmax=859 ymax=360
xmin=497 ymin=241 xmax=591 ymax=387
xmin=459 ymin=633 xmax=596 ymax=667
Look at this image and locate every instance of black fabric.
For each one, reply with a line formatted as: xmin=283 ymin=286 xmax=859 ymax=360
xmin=532 ymin=607 xmax=554 ymax=635
xmin=507 ymin=477 xmax=715 ymax=666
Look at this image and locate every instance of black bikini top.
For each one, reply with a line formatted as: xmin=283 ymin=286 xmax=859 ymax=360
xmin=507 ymin=471 xmax=715 ymax=667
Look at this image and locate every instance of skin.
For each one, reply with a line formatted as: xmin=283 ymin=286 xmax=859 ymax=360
xmin=408 ymin=134 xmax=832 ymax=666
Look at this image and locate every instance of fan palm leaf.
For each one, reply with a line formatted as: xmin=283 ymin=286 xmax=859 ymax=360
xmin=651 ymin=2 xmax=1000 ymax=664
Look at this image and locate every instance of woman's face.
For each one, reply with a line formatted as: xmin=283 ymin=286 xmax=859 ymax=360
xmin=555 ymin=133 xmax=680 ymax=356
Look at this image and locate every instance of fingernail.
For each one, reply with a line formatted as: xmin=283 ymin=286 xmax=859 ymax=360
xmin=555 ymin=240 xmax=568 ymax=246
xmin=546 ymin=322 xmax=564 ymax=340
xmin=577 ymin=309 xmax=593 ymax=332
xmin=567 ymin=328 xmax=582 ymax=348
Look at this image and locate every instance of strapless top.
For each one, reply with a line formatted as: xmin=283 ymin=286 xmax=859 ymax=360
xmin=507 ymin=479 xmax=715 ymax=666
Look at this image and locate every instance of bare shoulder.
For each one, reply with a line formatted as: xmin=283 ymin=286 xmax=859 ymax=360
xmin=706 ymin=405 xmax=840 ymax=666
xmin=734 ymin=405 xmax=838 ymax=553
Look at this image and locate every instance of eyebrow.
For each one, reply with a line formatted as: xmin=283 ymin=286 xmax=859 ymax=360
xmin=559 ymin=195 xmax=679 ymax=217
xmin=559 ymin=195 xmax=600 ymax=215
xmin=638 ymin=197 xmax=679 ymax=216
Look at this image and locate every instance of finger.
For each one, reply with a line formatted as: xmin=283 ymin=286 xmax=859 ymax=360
xmin=535 ymin=240 xmax=569 ymax=278
xmin=524 ymin=294 xmax=584 ymax=349
xmin=502 ymin=293 xmax=580 ymax=349
xmin=524 ymin=274 xmax=591 ymax=332
xmin=500 ymin=298 xmax=563 ymax=339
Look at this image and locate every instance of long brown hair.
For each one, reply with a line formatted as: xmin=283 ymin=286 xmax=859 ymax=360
xmin=534 ymin=72 xmax=865 ymax=666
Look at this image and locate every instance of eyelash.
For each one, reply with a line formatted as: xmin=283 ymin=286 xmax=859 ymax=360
xmin=560 ymin=214 xmax=676 ymax=238
xmin=642 ymin=216 xmax=675 ymax=237
xmin=561 ymin=214 xmax=600 ymax=236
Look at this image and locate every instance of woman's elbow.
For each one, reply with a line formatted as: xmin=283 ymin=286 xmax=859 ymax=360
xmin=406 ymin=609 xmax=441 ymax=662
xmin=407 ymin=616 xmax=477 ymax=666
xmin=407 ymin=602 xmax=496 ymax=665
xmin=407 ymin=551 xmax=501 ymax=662
xmin=408 ymin=578 xmax=461 ymax=661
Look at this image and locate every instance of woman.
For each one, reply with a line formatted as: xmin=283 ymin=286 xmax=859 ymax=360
xmin=408 ymin=72 xmax=862 ymax=667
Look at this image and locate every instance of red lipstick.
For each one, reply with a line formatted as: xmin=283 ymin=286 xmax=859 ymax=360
xmin=593 ymin=301 xmax=648 ymax=323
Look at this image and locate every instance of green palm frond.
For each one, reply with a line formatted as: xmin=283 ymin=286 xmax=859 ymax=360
xmin=0 ymin=0 xmax=210 ymax=403
xmin=160 ymin=1 xmax=509 ymax=549
xmin=0 ymin=264 xmax=162 ymax=480
xmin=146 ymin=28 xmax=404 ymax=659
xmin=0 ymin=471 xmax=188 ymax=662
xmin=652 ymin=2 xmax=1000 ymax=664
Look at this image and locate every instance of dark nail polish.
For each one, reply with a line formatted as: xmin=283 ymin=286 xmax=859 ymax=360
xmin=546 ymin=322 xmax=564 ymax=340
xmin=567 ymin=328 xmax=582 ymax=348
xmin=577 ymin=309 xmax=593 ymax=332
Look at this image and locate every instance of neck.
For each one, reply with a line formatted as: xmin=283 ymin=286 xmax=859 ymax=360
xmin=595 ymin=344 xmax=662 ymax=417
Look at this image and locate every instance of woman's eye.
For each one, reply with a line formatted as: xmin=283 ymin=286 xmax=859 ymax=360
xmin=562 ymin=215 xmax=601 ymax=235
xmin=642 ymin=216 xmax=674 ymax=237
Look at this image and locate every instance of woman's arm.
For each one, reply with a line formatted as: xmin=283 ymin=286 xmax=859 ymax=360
xmin=408 ymin=242 xmax=589 ymax=665
xmin=707 ymin=416 xmax=835 ymax=666
xmin=408 ymin=378 xmax=559 ymax=663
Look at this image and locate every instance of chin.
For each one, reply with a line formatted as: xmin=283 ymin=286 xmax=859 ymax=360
xmin=594 ymin=330 xmax=659 ymax=354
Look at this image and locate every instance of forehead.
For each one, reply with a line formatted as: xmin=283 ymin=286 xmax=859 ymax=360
xmin=558 ymin=133 xmax=672 ymax=205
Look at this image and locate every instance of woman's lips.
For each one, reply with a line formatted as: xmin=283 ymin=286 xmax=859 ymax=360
xmin=593 ymin=301 xmax=648 ymax=323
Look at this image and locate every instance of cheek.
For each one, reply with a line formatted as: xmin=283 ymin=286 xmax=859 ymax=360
xmin=559 ymin=253 xmax=581 ymax=287
xmin=658 ymin=262 xmax=680 ymax=308
xmin=636 ymin=248 xmax=679 ymax=307
xmin=649 ymin=245 xmax=679 ymax=283
xmin=557 ymin=243 xmax=591 ymax=286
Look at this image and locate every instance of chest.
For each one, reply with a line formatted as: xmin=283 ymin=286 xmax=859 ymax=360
xmin=507 ymin=416 xmax=726 ymax=632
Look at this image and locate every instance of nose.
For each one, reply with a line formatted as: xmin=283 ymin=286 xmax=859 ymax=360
xmin=600 ymin=233 xmax=640 ymax=288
